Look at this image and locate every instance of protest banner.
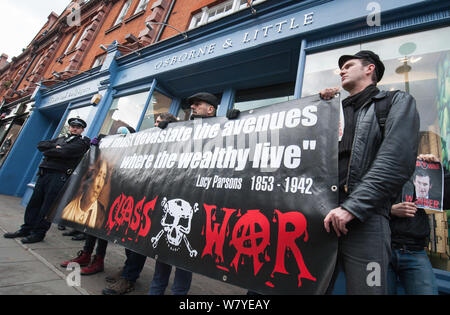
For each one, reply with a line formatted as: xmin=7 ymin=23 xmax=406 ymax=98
xmin=49 ymin=95 xmax=339 ymax=294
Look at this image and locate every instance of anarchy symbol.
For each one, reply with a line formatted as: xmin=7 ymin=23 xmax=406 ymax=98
xmin=223 ymin=39 xmax=233 ymax=49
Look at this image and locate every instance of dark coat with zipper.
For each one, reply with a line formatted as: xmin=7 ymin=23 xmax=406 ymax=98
xmin=341 ymin=90 xmax=420 ymax=222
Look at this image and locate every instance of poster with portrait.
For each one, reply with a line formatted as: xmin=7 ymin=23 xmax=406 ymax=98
xmin=402 ymin=159 xmax=444 ymax=212
xmin=49 ymin=95 xmax=339 ymax=295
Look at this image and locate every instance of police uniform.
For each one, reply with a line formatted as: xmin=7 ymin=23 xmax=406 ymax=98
xmin=4 ymin=118 xmax=90 ymax=243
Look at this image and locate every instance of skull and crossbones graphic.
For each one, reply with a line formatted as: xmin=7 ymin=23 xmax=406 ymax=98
xmin=151 ymin=197 xmax=199 ymax=257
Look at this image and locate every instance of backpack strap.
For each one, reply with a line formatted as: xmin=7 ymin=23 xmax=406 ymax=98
xmin=374 ymin=90 xmax=399 ymax=135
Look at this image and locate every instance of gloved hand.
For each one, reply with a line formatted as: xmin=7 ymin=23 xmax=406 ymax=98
xmin=158 ymin=120 xmax=170 ymax=129
xmin=226 ymin=109 xmax=241 ymax=119
xmin=90 ymin=137 xmax=100 ymax=145
xmin=90 ymin=134 xmax=106 ymax=146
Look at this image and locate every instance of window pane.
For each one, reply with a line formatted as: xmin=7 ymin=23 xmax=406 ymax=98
xmin=99 ymin=91 xmax=148 ymax=135
xmin=139 ymin=91 xmax=173 ymax=131
xmin=234 ymin=82 xmax=295 ymax=111
xmin=303 ymin=26 xmax=450 ymax=169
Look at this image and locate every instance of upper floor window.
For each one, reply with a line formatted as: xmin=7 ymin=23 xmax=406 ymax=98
xmin=74 ymin=28 xmax=89 ymax=50
xmin=92 ymin=54 xmax=106 ymax=68
xmin=134 ymin=0 xmax=150 ymax=14
xmin=114 ymin=0 xmax=133 ymax=26
xmin=189 ymin=0 xmax=267 ymax=29
xmin=64 ymin=32 xmax=78 ymax=54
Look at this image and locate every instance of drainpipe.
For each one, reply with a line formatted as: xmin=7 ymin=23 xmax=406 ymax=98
xmin=155 ymin=0 xmax=177 ymax=43
xmin=13 ymin=50 xmax=38 ymax=92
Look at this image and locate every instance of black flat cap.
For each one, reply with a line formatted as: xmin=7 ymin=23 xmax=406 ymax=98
xmin=68 ymin=117 xmax=87 ymax=128
xmin=187 ymin=92 xmax=219 ymax=108
xmin=338 ymin=50 xmax=385 ymax=82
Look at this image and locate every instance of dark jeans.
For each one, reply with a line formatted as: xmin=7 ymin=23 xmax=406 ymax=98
xmin=21 ymin=170 xmax=68 ymax=238
xmin=388 ymin=248 xmax=437 ymax=295
xmin=148 ymin=261 xmax=192 ymax=295
xmin=122 ymin=249 xmax=147 ymax=282
xmin=326 ymin=214 xmax=391 ymax=295
xmin=83 ymin=235 xmax=108 ymax=257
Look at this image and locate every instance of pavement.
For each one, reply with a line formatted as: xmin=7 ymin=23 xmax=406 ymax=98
xmin=0 ymin=194 xmax=247 ymax=295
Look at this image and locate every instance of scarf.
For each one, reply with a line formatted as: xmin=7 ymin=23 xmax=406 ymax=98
xmin=339 ymin=84 xmax=379 ymax=154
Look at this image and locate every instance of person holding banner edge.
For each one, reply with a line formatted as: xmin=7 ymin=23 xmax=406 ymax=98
xmin=148 ymin=94 xmax=218 ymax=295
xmin=388 ymin=153 xmax=450 ymax=295
xmin=3 ymin=118 xmax=90 ymax=244
xmin=320 ymin=50 xmax=420 ymax=294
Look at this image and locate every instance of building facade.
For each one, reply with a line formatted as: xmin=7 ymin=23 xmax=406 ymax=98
xmin=0 ymin=0 xmax=448 ymax=293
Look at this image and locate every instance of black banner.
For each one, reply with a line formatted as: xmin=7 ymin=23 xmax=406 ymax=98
xmin=50 ymin=95 xmax=339 ymax=294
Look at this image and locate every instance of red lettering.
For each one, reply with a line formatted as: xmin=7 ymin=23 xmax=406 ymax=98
xmin=229 ymin=210 xmax=270 ymax=276
xmin=138 ymin=196 xmax=157 ymax=238
xmin=105 ymin=193 xmax=156 ymax=241
xmin=202 ymin=204 xmax=236 ymax=264
xmin=272 ymin=210 xmax=316 ymax=287
xmin=404 ymin=194 xmax=413 ymax=202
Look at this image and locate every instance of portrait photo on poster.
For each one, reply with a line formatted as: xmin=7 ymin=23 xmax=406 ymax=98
xmin=402 ymin=159 xmax=444 ymax=211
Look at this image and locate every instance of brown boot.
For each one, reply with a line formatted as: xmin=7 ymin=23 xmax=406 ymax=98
xmin=60 ymin=250 xmax=91 ymax=268
xmin=81 ymin=255 xmax=104 ymax=275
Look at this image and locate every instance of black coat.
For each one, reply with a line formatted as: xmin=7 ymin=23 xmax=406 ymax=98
xmin=341 ymin=90 xmax=420 ymax=221
xmin=38 ymin=134 xmax=90 ymax=173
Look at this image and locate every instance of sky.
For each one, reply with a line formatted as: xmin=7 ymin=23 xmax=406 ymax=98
xmin=0 ymin=1 xmax=69 ymax=61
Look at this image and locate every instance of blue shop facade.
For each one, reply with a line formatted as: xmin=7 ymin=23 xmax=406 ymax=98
xmin=0 ymin=0 xmax=448 ymax=293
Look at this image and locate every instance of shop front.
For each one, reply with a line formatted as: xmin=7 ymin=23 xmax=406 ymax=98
xmin=0 ymin=0 xmax=448 ymax=293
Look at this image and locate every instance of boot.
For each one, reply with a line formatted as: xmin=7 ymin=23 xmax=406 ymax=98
xmin=81 ymin=255 xmax=104 ymax=275
xmin=60 ymin=250 xmax=91 ymax=268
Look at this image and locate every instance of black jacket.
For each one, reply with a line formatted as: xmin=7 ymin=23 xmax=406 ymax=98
xmin=341 ymin=90 xmax=420 ymax=222
xmin=38 ymin=134 xmax=90 ymax=173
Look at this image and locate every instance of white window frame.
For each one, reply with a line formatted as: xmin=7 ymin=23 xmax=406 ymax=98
xmin=188 ymin=0 xmax=267 ymax=29
xmin=114 ymin=0 xmax=133 ymax=26
xmin=64 ymin=32 xmax=78 ymax=54
xmin=92 ymin=54 xmax=106 ymax=68
xmin=74 ymin=28 xmax=89 ymax=50
xmin=134 ymin=0 xmax=150 ymax=14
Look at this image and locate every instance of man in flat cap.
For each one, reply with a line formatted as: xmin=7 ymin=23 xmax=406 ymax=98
xmin=4 ymin=117 xmax=90 ymax=243
xmin=188 ymin=92 xmax=219 ymax=119
xmin=149 ymin=92 xmax=218 ymax=296
xmin=320 ymin=50 xmax=420 ymax=294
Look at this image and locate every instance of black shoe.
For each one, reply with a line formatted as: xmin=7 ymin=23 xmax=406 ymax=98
xmin=62 ymin=229 xmax=79 ymax=236
xmin=21 ymin=234 xmax=44 ymax=244
xmin=71 ymin=233 xmax=86 ymax=241
xmin=58 ymin=225 xmax=66 ymax=231
xmin=4 ymin=230 xmax=29 ymax=239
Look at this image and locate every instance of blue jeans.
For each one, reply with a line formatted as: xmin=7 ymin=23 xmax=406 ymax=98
xmin=388 ymin=248 xmax=437 ymax=295
xmin=148 ymin=261 xmax=192 ymax=295
xmin=122 ymin=249 xmax=147 ymax=282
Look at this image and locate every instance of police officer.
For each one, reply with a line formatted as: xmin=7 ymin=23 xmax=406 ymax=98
xmin=4 ymin=118 xmax=90 ymax=244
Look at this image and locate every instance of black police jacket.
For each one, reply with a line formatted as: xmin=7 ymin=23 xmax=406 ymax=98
xmin=341 ymin=90 xmax=420 ymax=222
xmin=37 ymin=134 xmax=90 ymax=173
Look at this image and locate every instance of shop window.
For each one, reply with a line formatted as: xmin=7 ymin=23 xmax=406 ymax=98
xmin=59 ymin=105 xmax=97 ymax=137
xmin=139 ymin=91 xmax=172 ymax=131
xmin=233 ymin=82 xmax=295 ymax=111
xmin=302 ymin=26 xmax=450 ymax=168
xmin=99 ymin=91 xmax=148 ymax=135
xmin=0 ymin=101 xmax=33 ymax=168
xmin=114 ymin=0 xmax=133 ymax=26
